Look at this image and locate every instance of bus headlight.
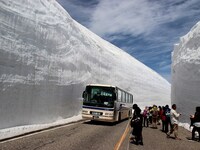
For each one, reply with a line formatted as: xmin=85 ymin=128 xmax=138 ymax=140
xmin=82 ymin=110 xmax=88 ymax=114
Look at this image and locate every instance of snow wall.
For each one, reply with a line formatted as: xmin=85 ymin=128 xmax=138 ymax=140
xmin=0 ymin=0 xmax=170 ymax=129
xmin=171 ymin=21 xmax=200 ymax=123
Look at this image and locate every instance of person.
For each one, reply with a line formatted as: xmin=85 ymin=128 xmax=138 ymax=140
xmin=190 ymin=106 xmax=200 ymax=141
xmin=150 ymin=105 xmax=158 ymax=128
xmin=143 ymin=106 xmax=149 ymax=127
xmin=164 ymin=105 xmax=171 ymax=133
xmin=157 ymin=106 xmax=162 ymax=125
xmin=160 ymin=106 xmax=166 ymax=132
xmin=167 ymin=104 xmax=181 ymax=140
xmin=148 ymin=106 xmax=152 ymax=124
xmin=130 ymin=104 xmax=143 ymax=145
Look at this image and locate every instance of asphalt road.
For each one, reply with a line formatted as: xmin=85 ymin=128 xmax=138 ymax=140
xmin=121 ymin=123 xmax=200 ymax=150
xmin=0 ymin=119 xmax=129 ymax=150
xmin=1 ymin=119 xmax=200 ymax=150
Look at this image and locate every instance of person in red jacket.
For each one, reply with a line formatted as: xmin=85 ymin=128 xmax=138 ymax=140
xmin=160 ymin=106 xmax=166 ymax=132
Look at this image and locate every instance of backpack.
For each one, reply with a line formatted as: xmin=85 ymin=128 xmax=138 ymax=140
xmin=152 ymin=109 xmax=158 ymax=118
xmin=131 ymin=117 xmax=141 ymax=127
xmin=165 ymin=109 xmax=170 ymax=117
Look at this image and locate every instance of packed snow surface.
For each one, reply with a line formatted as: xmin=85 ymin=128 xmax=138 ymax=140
xmin=172 ymin=21 xmax=200 ymax=123
xmin=0 ymin=0 xmax=170 ymax=139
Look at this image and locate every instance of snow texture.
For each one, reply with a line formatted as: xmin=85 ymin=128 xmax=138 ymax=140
xmin=0 ymin=114 xmax=82 ymax=140
xmin=171 ymin=21 xmax=200 ymax=123
xmin=0 ymin=0 xmax=170 ymax=134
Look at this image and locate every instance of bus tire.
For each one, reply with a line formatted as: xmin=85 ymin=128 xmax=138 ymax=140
xmin=128 ymin=111 xmax=131 ymax=118
xmin=118 ymin=112 xmax=121 ymax=122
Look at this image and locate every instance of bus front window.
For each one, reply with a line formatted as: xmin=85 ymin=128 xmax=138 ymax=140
xmin=83 ymin=86 xmax=115 ymax=108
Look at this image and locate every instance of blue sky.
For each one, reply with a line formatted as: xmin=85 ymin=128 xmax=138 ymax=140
xmin=57 ymin=0 xmax=200 ymax=82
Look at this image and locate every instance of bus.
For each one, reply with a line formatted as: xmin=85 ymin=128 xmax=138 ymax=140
xmin=82 ymin=84 xmax=133 ymax=122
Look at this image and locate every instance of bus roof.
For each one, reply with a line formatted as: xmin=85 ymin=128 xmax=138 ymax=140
xmin=86 ymin=84 xmax=116 ymax=88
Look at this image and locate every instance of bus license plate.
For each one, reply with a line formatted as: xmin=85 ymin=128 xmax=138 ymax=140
xmin=92 ymin=112 xmax=100 ymax=116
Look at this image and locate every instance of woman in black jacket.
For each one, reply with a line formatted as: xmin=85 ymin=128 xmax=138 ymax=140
xmin=130 ymin=104 xmax=143 ymax=145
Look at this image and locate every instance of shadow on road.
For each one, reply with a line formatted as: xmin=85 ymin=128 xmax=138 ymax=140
xmin=83 ymin=118 xmax=129 ymax=126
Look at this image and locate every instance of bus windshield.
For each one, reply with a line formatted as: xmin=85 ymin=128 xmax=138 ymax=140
xmin=83 ymin=86 xmax=116 ymax=108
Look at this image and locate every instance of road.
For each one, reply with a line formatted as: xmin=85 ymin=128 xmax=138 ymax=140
xmin=0 ymin=119 xmax=129 ymax=150
xmin=1 ymin=119 xmax=200 ymax=150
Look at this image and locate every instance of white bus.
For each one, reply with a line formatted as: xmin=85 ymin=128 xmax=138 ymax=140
xmin=82 ymin=84 xmax=133 ymax=122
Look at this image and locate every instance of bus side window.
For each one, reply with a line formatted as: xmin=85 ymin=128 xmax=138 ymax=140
xmin=113 ymin=94 xmax=116 ymax=100
xmin=117 ymin=90 xmax=121 ymax=102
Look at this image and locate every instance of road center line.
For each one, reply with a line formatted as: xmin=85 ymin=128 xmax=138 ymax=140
xmin=114 ymin=120 xmax=131 ymax=150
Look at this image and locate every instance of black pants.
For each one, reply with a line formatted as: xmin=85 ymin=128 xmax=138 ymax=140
xmin=143 ymin=116 xmax=149 ymax=127
xmin=192 ymin=126 xmax=200 ymax=141
xmin=165 ymin=117 xmax=171 ymax=133
xmin=132 ymin=126 xmax=143 ymax=143
xmin=162 ymin=120 xmax=166 ymax=131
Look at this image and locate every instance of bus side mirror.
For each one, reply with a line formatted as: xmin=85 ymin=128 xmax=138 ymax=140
xmin=82 ymin=91 xmax=87 ymax=99
xmin=82 ymin=91 xmax=85 ymax=98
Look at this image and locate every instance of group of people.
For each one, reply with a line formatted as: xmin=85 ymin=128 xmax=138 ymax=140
xmin=130 ymin=103 xmax=200 ymax=145
xmin=142 ymin=104 xmax=172 ymax=131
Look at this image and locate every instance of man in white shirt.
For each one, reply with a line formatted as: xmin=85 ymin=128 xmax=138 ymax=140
xmin=167 ymin=104 xmax=181 ymax=140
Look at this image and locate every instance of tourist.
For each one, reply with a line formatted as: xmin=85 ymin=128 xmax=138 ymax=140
xmin=167 ymin=104 xmax=181 ymax=140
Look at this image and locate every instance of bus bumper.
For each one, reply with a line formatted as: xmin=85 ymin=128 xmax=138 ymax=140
xmin=82 ymin=114 xmax=116 ymax=122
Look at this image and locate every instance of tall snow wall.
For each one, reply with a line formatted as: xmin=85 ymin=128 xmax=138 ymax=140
xmin=0 ymin=0 xmax=170 ymax=129
xmin=171 ymin=21 xmax=200 ymax=123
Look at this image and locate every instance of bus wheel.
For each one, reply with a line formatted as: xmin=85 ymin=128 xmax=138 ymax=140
xmin=118 ymin=113 xmax=121 ymax=122
xmin=128 ymin=111 xmax=131 ymax=118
